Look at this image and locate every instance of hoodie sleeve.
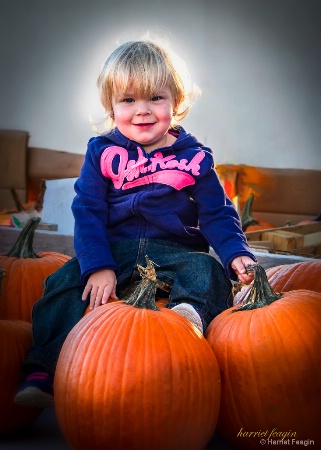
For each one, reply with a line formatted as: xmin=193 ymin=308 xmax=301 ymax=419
xmin=72 ymin=138 xmax=119 ymax=281
xmin=189 ymin=149 xmax=256 ymax=280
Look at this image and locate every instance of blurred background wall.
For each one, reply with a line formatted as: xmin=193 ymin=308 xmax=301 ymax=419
xmin=0 ymin=0 xmax=320 ymax=168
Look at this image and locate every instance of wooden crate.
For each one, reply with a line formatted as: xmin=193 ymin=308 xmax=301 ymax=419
xmin=245 ymin=222 xmax=321 ymax=257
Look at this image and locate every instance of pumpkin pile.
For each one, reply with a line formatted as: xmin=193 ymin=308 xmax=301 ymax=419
xmin=54 ymin=257 xmax=221 ymax=450
xmin=0 ymin=217 xmax=71 ymax=322
xmin=205 ymin=263 xmax=321 ymax=449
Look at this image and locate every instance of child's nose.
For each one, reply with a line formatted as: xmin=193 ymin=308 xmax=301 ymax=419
xmin=135 ymin=101 xmax=151 ymax=115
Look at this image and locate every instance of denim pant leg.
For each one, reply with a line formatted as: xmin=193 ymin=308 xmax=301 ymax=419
xmin=119 ymin=239 xmax=232 ymax=332
xmin=164 ymin=251 xmax=232 ymax=330
xmin=23 ymin=258 xmax=87 ymax=376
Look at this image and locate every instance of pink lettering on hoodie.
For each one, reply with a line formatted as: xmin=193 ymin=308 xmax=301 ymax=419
xmin=100 ymin=146 xmax=205 ymax=190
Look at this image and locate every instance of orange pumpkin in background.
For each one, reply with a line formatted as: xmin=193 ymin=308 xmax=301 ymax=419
xmin=0 ymin=217 xmax=71 ymax=322
xmin=265 ymin=260 xmax=321 ymax=293
xmin=244 ymin=219 xmax=275 ymax=232
xmin=0 ymin=318 xmax=42 ymax=436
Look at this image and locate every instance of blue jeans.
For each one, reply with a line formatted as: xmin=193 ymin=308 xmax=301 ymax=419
xmin=24 ymin=239 xmax=232 ymax=376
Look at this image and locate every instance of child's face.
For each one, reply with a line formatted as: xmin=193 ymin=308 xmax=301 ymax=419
xmin=111 ymin=85 xmax=175 ymax=153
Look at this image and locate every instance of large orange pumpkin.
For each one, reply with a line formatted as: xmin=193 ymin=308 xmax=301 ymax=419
xmin=0 ymin=217 xmax=71 ymax=322
xmin=55 ymin=257 xmax=221 ymax=450
xmin=0 ymin=319 xmax=42 ymax=436
xmin=206 ymin=264 xmax=321 ymax=450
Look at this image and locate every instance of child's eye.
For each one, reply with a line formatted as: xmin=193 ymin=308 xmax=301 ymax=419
xmin=150 ymin=95 xmax=163 ymax=101
xmin=123 ymin=98 xmax=135 ymax=103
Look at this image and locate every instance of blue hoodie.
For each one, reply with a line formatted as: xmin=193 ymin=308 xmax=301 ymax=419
xmin=72 ymin=126 xmax=255 ymax=282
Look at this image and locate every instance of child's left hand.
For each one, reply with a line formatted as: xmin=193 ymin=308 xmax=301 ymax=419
xmin=231 ymin=256 xmax=256 ymax=284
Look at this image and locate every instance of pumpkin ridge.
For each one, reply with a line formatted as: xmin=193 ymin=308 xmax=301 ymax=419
xmin=146 ymin=311 xmax=169 ymax=443
xmin=167 ymin=315 xmax=196 ymax=423
xmin=247 ymin=311 xmax=269 ymax=427
xmin=278 ymin=294 xmax=321 ymax=373
xmin=260 ymin=294 xmax=321 ymax=422
xmin=269 ymin=298 xmax=321 ymax=420
xmin=97 ymin=311 xmax=130 ymax=442
xmin=120 ymin=308 xmax=149 ymax=445
xmin=143 ymin=311 xmax=167 ymax=448
xmin=141 ymin=310 xmax=159 ymax=449
xmin=251 ymin=312 xmax=284 ymax=428
xmin=281 ymin=266 xmax=305 ymax=291
xmin=212 ymin=311 xmax=238 ymax=426
xmin=264 ymin=303 xmax=300 ymax=407
xmin=91 ymin=310 xmax=125 ymax=440
xmin=223 ymin=315 xmax=246 ymax=429
xmin=141 ymin=311 xmax=175 ymax=438
xmin=118 ymin=306 xmax=161 ymax=445
xmin=69 ymin=306 xmax=133 ymax=444
xmin=216 ymin=312 xmax=265 ymax=433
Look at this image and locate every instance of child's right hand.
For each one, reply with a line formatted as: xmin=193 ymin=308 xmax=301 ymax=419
xmin=82 ymin=269 xmax=118 ymax=310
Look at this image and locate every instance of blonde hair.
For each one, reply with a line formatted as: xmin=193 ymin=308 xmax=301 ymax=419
xmin=96 ymin=38 xmax=200 ymax=131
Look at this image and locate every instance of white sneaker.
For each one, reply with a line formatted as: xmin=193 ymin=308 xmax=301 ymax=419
xmin=171 ymin=303 xmax=203 ymax=334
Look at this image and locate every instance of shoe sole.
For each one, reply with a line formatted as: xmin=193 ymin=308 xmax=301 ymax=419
xmin=14 ymin=386 xmax=54 ymax=409
xmin=172 ymin=304 xmax=204 ymax=334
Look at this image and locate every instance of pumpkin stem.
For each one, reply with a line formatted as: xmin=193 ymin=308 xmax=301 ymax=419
xmin=234 ymin=264 xmax=282 ymax=311
xmin=241 ymin=193 xmax=259 ymax=232
xmin=124 ymin=256 xmax=160 ymax=311
xmin=6 ymin=217 xmax=41 ymax=259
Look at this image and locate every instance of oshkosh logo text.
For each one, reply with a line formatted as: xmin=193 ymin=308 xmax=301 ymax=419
xmin=100 ymin=146 xmax=205 ymax=190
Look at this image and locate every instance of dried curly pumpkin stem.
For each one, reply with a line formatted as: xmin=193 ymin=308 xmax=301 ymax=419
xmin=234 ymin=264 xmax=282 ymax=312
xmin=124 ymin=256 xmax=160 ymax=311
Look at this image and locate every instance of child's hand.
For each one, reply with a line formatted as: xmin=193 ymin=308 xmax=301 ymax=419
xmin=82 ymin=269 xmax=118 ymax=310
xmin=231 ymin=256 xmax=256 ymax=284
